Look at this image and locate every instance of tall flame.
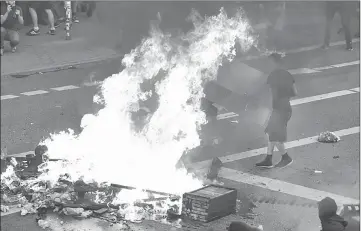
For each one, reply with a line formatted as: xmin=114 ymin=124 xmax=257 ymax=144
xmin=38 ymin=8 xmax=254 ymax=198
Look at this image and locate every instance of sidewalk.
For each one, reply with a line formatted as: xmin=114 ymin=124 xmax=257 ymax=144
xmin=1 ymin=15 xmax=123 ymax=77
xmin=1 ymin=2 xmax=359 ymax=77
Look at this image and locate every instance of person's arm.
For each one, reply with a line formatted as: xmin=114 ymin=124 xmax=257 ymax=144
xmin=0 ymin=11 xmax=9 ymax=24
xmin=15 ymin=7 xmax=23 ymax=25
xmin=290 ymin=73 xmax=297 ymax=97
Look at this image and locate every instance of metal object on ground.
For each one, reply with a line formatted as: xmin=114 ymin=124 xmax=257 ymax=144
xmin=182 ymin=185 xmax=237 ymax=222
xmin=64 ymin=1 xmax=72 ymax=40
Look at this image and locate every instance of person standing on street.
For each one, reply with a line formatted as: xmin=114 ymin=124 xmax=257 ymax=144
xmin=256 ymin=53 xmax=297 ymax=169
xmin=1 ymin=1 xmax=24 ymax=55
xmin=322 ymin=1 xmax=353 ymax=51
xmin=26 ymin=1 xmax=57 ymax=36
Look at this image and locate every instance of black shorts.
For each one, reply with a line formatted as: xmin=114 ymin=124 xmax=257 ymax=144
xmin=27 ymin=1 xmax=53 ymax=10
xmin=265 ymin=110 xmax=292 ymax=142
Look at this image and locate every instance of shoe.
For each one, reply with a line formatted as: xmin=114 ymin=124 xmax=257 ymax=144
xmin=11 ymin=46 xmax=16 ymax=53
xmin=72 ymin=16 xmax=79 ymax=23
xmin=47 ymin=29 xmax=56 ymax=35
xmin=346 ymin=46 xmax=353 ymax=51
xmin=26 ymin=28 xmax=40 ymax=36
xmin=256 ymin=155 xmax=273 ymax=168
xmin=274 ymin=153 xmax=293 ymax=169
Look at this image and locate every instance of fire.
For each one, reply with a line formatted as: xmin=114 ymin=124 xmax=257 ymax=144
xmin=36 ymin=8 xmax=254 ymax=206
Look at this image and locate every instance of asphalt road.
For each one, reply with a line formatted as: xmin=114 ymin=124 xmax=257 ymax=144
xmin=1 ymin=42 xmax=360 ymax=230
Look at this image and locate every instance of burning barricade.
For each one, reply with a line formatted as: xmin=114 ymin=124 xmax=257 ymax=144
xmin=1 ymin=145 xmax=183 ymax=229
xmin=2 ymin=6 xmax=257 ymax=230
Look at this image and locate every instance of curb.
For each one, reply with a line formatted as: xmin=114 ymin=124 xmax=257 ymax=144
xmin=1 ymin=53 xmax=124 ymax=78
xmin=1 ymin=38 xmax=359 ymax=78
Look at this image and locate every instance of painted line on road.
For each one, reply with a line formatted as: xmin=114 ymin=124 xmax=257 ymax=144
xmin=290 ymin=88 xmax=359 ymax=106
xmin=290 ymin=60 xmax=359 ymax=75
xmin=243 ymin=38 xmax=360 ymax=61
xmin=289 ymin=68 xmax=320 ymax=75
xmin=217 ymin=87 xmax=360 ymax=120
xmin=190 ymin=126 xmax=360 ymax=170
xmin=1 ymin=95 xmax=19 ymax=100
xmin=21 ymin=90 xmax=49 ymax=96
xmin=219 ymin=167 xmax=359 ymax=206
xmin=6 ymin=90 xmax=359 ymax=158
xmin=51 ymin=85 xmax=80 ymax=91
xmin=1 ymin=59 xmax=359 ymax=101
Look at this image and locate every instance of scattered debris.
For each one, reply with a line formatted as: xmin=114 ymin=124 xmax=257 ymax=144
xmin=333 ymin=155 xmax=340 ymax=159
xmin=38 ymin=219 xmax=50 ymax=229
xmin=318 ymin=131 xmax=340 ymax=143
xmin=314 ymin=170 xmax=323 ymax=174
xmin=1 ymin=204 xmax=9 ymax=212
xmin=1 ymin=148 xmax=184 ymax=229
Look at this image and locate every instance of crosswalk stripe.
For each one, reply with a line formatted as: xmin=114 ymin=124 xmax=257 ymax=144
xmin=189 ymin=126 xmax=359 ymax=170
xmin=1 ymin=95 xmax=19 ymax=100
xmin=219 ymin=167 xmax=359 ymax=207
xmin=21 ymin=90 xmax=49 ymax=96
xmin=217 ymin=87 xmax=359 ymax=120
xmin=51 ymin=85 xmax=80 ymax=91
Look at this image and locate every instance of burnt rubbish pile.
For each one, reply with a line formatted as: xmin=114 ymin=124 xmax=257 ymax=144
xmin=1 ymin=145 xmax=182 ymax=229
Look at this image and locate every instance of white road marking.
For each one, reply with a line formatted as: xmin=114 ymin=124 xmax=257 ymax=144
xmin=332 ymin=60 xmax=360 ymax=68
xmin=51 ymin=85 xmax=80 ymax=91
xmin=189 ymin=126 xmax=359 ymax=170
xmin=83 ymin=81 xmax=102 ymax=87
xmin=217 ymin=112 xmax=239 ymax=120
xmin=1 ymin=95 xmax=19 ymax=100
xmin=217 ymin=87 xmax=360 ymax=120
xmin=291 ymin=88 xmax=359 ymax=106
xmin=350 ymin=87 xmax=360 ymax=93
xmin=285 ymin=38 xmax=360 ymax=55
xmin=242 ymin=38 xmax=360 ymax=61
xmin=289 ymin=68 xmax=320 ymax=75
xmin=312 ymin=66 xmax=335 ymax=71
xmin=219 ymin=167 xmax=359 ymax=206
xmin=21 ymin=90 xmax=49 ymax=96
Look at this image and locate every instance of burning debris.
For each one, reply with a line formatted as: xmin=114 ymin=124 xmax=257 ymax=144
xmin=2 ymin=6 xmax=255 ymax=230
xmin=1 ymin=155 xmax=183 ymax=228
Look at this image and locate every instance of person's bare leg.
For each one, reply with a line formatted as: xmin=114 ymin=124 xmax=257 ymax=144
xmin=28 ymin=7 xmax=39 ymax=30
xmin=274 ymin=142 xmax=293 ymax=168
xmin=72 ymin=1 xmax=79 ymax=22
xmin=256 ymin=135 xmax=275 ymax=168
xmin=45 ymin=9 xmax=55 ymax=30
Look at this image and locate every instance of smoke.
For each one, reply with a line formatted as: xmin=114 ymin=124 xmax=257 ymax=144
xmin=38 ymin=8 xmax=255 ymax=198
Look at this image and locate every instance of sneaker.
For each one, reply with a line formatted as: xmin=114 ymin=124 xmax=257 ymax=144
xmin=256 ymin=155 xmax=273 ymax=168
xmin=11 ymin=46 xmax=16 ymax=53
xmin=346 ymin=46 xmax=353 ymax=51
xmin=26 ymin=28 xmax=40 ymax=36
xmin=274 ymin=153 xmax=293 ymax=169
xmin=47 ymin=29 xmax=56 ymax=35
xmin=72 ymin=16 xmax=79 ymax=23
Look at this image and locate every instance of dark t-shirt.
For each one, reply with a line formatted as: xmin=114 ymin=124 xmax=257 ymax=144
xmin=267 ymin=69 xmax=295 ymax=113
xmin=0 ymin=2 xmax=22 ymax=30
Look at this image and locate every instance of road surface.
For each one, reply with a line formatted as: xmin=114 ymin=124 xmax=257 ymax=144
xmin=1 ymin=41 xmax=360 ymax=230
